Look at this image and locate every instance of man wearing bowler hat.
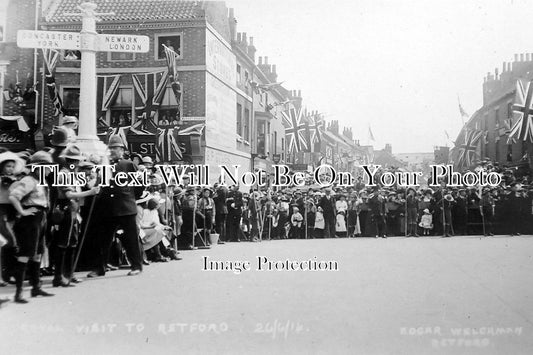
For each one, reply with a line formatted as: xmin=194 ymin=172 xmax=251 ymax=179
xmin=87 ymin=136 xmax=144 ymax=277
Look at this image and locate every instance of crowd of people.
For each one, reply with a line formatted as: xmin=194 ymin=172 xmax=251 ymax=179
xmin=0 ymin=116 xmax=532 ymax=307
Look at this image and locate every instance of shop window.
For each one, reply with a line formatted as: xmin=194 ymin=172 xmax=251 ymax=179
xmin=62 ymin=87 xmax=80 ymax=117
xmin=63 ymin=50 xmax=81 ymax=61
xmin=236 ymin=64 xmax=241 ymax=84
xmin=110 ymin=88 xmax=132 ymax=127
xmin=257 ymin=120 xmax=266 ymax=155
xmin=156 ymin=34 xmax=182 ymax=61
xmin=236 ymin=103 xmax=242 ymax=136
xmin=244 ymin=108 xmax=250 ymax=141
xmin=158 ymin=87 xmax=181 ymax=126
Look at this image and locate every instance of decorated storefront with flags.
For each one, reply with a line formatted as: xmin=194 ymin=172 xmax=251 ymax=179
xmin=452 ymin=73 xmax=533 ymax=174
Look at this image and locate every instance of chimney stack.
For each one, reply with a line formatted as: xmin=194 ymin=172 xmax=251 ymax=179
xmin=297 ymin=90 xmax=301 ymax=97
xmin=242 ymin=32 xmax=247 ymax=46
xmin=265 ymin=56 xmax=269 ymax=65
xmin=237 ymin=32 xmax=242 ymax=42
xmin=515 ymin=54 xmax=519 ymax=62
xmin=229 ymin=8 xmax=236 ymax=41
xmin=258 ymin=56 xmax=262 ymax=65
xmin=247 ymin=36 xmax=256 ymax=61
xmin=272 ymin=64 xmax=276 ymax=74
xmin=520 ymin=53 xmax=525 ymax=62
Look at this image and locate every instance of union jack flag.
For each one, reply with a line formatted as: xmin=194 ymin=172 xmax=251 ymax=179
xmin=156 ymin=124 xmax=205 ymax=162
xmin=157 ymin=127 xmax=182 ymax=162
xmin=501 ymin=119 xmax=516 ymax=144
xmin=42 ymin=49 xmax=64 ymax=117
xmin=132 ymin=70 xmax=168 ymax=132
xmin=96 ymin=74 xmax=121 ymax=120
xmin=308 ymin=113 xmax=325 ymax=145
xmin=508 ymin=79 xmax=533 ymax=142
xmin=282 ymin=107 xmax=309 ymax=153
xmin=163 ymin=44 xmax=182 ymax=122
xmin=456 ymin=129 xmax=483 ymax=168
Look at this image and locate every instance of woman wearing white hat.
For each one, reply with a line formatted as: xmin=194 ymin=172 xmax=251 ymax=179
xmin=136 ymin=194 xmax=172 ymax=262
xmin=50 ymin=146 xmax=100 ymax=287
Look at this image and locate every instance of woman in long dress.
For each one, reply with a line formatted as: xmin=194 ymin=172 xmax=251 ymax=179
xmin=335 ymin=194 xmax=348 ymax=237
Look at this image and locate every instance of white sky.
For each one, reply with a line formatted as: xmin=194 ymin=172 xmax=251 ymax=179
xmin=227 ymin=0 xmax=533 ymax=153
xmin=2 ymin=0 xmax=532 ymax=153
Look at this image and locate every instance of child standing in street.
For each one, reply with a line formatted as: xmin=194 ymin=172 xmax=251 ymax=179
xmin=419 ymin=208 xmax=433 ymax=236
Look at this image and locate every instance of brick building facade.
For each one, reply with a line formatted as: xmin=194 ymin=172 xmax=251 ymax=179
xmin=455 ymin=53 xmax=533 ymax=173
xmin=1 ymin=0 xmax=371 ymax=175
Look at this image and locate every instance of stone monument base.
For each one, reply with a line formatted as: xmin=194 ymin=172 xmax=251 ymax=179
xmin=76 ymin=135 xmax=109 ymax=164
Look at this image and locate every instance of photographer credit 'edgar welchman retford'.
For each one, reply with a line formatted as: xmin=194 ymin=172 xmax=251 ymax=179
xmin=0 ymin=0 xmax=532 ymax=354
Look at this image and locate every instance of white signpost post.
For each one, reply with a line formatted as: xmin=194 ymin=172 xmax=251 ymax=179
xmin=16 ymin=2 xmax=149 ymax=157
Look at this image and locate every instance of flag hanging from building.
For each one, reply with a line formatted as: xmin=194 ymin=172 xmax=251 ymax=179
xmin=456 ymin=129 xmax=483 ymax=168
xmin=458 ymin=97 xmax=469 ymax=123
xmin=156 ymin=127 xmax=182 ymax=162
xmin=309 ymin=113 xmax=325 ymax=146
xmin=508 ymin=79 xmax=533 ymax=143
xmin=163 ymin=44 xmax=182 ymax=122
xmin=132 ymin=70 xmax=169 ymax=132
xmin=96 ymin=74 xmax=121 ymax=120
xmin=42 ymin=48 xmax=64 ymax=117
xmin=368 ymin=125 xmax=375 ymax=141
xmin=282 ymin=107 xmax=309 ymax=153
xmin=176 ymin=123 xmax=205 ymax=136
xmin=503 ymin=119 xmax=516 ymax=144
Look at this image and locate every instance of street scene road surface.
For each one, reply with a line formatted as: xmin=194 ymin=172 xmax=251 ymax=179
xmin=1 ymin=237 xmax=532 ymax=355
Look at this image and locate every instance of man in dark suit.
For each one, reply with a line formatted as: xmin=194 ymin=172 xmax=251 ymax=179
xmin=87 ymin=136 xmax=143 ymax=277
xmin=453 ymin=189 xmax=468 ymax=235
xmin=318 ymin=188 xmax=336 ymax=238
xmin=368 ymin=187 xmax=387 ymax=238
xmin=226 ymin=185 xmax=243 ymax=242
xmin=213 ymin=185 xmax=228 ymax=243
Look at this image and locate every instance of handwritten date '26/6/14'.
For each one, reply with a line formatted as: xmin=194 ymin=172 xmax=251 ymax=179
xmin=253 ymin=320 xmax=308 ymax=339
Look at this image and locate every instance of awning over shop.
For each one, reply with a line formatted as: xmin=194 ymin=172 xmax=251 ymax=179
xmin=0 ymin=116 xmax=33 ymax=151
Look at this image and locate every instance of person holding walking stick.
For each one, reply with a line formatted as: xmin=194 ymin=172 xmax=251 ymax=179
xmin=51 ymin=145 xmax=100 ymax=287
xmin=87 ymin=136 xmax=144 ymax=278
xmin=441 ymin=193 xmax=455 ymax=238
